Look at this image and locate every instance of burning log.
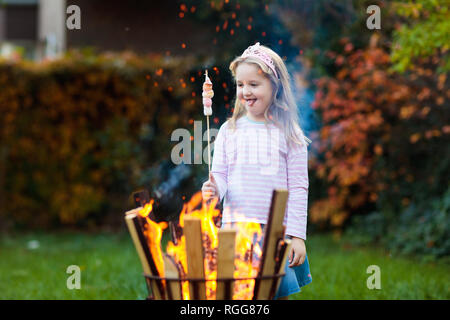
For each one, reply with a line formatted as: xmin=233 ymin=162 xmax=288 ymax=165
xmin=216 ymin=228 xmax=237 ymax=300
xmin=133 ymin=189 xmax=157 ymax=221
xmin=184 ymin=216 xmax=207 ymax=300
xmin=133 ymin=189 xmax=180 ymax=246
xmin=253 ymin=189 xmax=289 ymax=300
xmin=124 ymin=209 xmax=165 ymax=300
xmin=162 ymin=254 xmax=182 ymax=300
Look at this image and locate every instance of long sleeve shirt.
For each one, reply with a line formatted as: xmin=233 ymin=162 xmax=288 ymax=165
xmin=211 ymin=115 xmax=309 ymax=240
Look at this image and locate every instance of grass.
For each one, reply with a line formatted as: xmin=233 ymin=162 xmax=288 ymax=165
xmin=0 ymin=231 xmax=448 ymax=299
xmin=294 ymin=234 xmax=450 ymax=300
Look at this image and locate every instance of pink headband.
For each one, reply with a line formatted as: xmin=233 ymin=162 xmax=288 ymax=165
xmin=241 ymin=42 xmax=278 ymax=79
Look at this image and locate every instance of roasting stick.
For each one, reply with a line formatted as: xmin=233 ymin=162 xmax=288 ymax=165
xmin=207 ymin=114 xmax=211 ymax=173
xmin=202 ymin=70 xmax=214 ymax=174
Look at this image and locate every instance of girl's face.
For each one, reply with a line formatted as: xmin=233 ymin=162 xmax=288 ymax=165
xmin=235 ymin=63 xmax=273 ymax=122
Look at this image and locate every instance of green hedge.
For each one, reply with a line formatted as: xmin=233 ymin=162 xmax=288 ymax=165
xmin=345 ymin=187 xmax=450 ymax=261
xmin=0 ymin=51 xmax=204 ymax=229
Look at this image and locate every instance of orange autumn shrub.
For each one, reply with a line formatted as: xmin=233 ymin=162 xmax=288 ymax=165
xmin=309 ymin=36 xmax=450 ymax=228
xmin=0 ymin=51 xmax=199 ymax=228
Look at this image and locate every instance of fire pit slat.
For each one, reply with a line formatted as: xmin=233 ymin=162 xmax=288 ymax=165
xmin=125 ymin=212 xmax=164 ymax=300
xmin=216 ymin=228 xmax=237 ymax=300
xmin=271 ymin=239 xmax=292 ymax=298
xmin=184 ymin=216 xmax=207 ymax=300
xmin=253 ymin=190 xmax=289 ymax=300
xmin=163 ymin=254 xmax=182 ymax=300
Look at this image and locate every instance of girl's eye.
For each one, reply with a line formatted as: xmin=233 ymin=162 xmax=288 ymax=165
xmin=237 ymin=83 xmax=257 ymax=87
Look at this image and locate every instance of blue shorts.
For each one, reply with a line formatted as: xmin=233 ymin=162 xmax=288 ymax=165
xmin=273 ymin=252 xmax=312 ymax=299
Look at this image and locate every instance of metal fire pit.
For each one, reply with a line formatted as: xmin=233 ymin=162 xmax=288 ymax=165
xmin=127 ymin=189 xmax=292 ymax=301
xmin=143 ymin=272 xmax=286 ymax=300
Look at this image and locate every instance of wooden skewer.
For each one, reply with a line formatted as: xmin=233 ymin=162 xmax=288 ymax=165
xmin=207 ymin=114 xmax=211 ymax=174
xmin=216 ymin=228 xmax=237 ymax=300
xmin=205 ymin=69 xmax=212 ymax=175
xmin=184 ymin=216 xmax=207 ymax=300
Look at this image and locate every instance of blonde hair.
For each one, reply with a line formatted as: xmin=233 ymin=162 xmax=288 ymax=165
xmin=228 ymin=44 xmax=312 ymax=147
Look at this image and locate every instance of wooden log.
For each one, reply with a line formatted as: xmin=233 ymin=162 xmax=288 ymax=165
xmin=126 ymin=207 xmax=148 ymax=244
xmin=184 ymin=216 xmax=207 ymax=300
xmin=132 ymin=189 xmax=156 ymax=221
xmin=163 ymin=254 xmax=182 ymax=300
xmin=125 ymin=213 xmax=164 ymax=300
xmin=125 ymin=207 xmax=141 ymax=216
xmin=253 ymin=189 xmax=289 ymax=300
xmin=216 ymin=228 xmax=237 ymax=300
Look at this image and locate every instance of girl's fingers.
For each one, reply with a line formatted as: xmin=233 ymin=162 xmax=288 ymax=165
xmin=202 ymin=182 xmax=213 ymax=189
xmin=298 ymin=256 xmax=305 ymax=266
xmin=290 ymin=253 xmax=304 ymax=267
xmin=288 ymin=248 xmax=304 ymax=267
xmin=202 ymin=178 xmax=218 ymax=200
xmin=202 ymin=184 xmax=215 ymax=192
xmin=202 ymin=186 xmax=217 ymax=199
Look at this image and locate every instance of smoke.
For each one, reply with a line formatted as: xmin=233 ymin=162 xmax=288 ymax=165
xmin=151 ymin=162 xmax=193 ymax=221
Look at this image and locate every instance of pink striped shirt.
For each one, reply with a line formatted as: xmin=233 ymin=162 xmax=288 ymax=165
xmin=211 ymin=115 xmax=309 ymax=239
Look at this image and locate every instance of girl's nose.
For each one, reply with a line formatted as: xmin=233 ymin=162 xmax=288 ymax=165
xmin=242 ymin=85 xmax=251 ymax=96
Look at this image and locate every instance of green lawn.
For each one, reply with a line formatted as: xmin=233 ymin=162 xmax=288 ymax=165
xmin=1 ymin=231 xmax=448 ymax=299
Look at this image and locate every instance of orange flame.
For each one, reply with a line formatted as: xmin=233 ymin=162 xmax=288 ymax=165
xmin=140 ymin=193 xmax=263 ymax=300
xmin=234 ymin=221 xmax=263 ymax=299
xmin=167 ymin=192 xmax=220 ymax=299
xmin=223 ymin=215 xmax=263 ymax=300
xmin=138 ymin=200 xmax=168 ymax=277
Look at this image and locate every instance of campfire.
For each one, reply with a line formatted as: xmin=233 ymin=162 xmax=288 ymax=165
xmin=125 ymin=189 xmax=291 ymax=300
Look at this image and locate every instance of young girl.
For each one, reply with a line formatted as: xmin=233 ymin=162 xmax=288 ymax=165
xmin=202 ymin=42 xmax=312 ymax=299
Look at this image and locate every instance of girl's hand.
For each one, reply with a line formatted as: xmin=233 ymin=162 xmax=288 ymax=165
xmin=288 ymin=237 xmax=306 ymax=267
xmin=201 ymin=173 xmax=219 ymax=201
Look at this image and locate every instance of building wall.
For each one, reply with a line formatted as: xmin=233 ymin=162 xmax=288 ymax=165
xmin=2 ymin=3 xmax=37 ymax=40
xmin=0 ymin=1 xmax=39 ymax=59
xmin=66 ymin=0 xmax=214 ymax=56
xmin=0 ymin=9 xmax=5 ymax=42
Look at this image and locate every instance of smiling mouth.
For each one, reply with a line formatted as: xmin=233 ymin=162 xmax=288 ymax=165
xmin=246 ymin=99 xmax=257 ymax=106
